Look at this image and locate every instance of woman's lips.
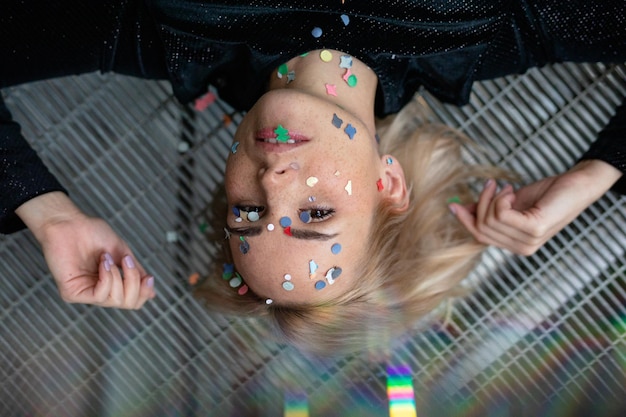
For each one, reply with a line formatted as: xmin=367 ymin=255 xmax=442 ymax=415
xmin=255 ymin=128 xmax=310 ymax=153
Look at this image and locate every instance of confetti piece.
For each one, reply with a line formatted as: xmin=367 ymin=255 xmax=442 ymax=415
xmin=224 ymin=263 xmax=234 ymax=273
xmin=311 ymin=27 xmax=323 ymax=38
xmin=339 ymin=55 xmax=353 ymax=69
xmin=282 ymin=281 xmax=295 ymax=291
xmin=285 ymin=274 xmax=292 ymax=281
xmin=344 ymin=124 xmax=357 ymax=139
xmin=238 ymin=285 xmax=249 ymax=295
xmin=325 ymin=83 xmax=338 ymax=96
xmin=340 ymin=14 xmax=350 ymax=26
xmin=267 ymin=223 xmax=275 ymax=231
xmin=239 ymin=240 xmax=250 ymax=254
xmin=320 ymin=50 xmax=333 ymax=62
xmin=314 ymin=280 xmax=326 ymax=290
xmin=232 ymin=207 xmax=240 ymax=217
xmin=274 ymin=125 xmax=291 ymax=143
xmin=377 ymin=178 xmax=384 ymax=191
xmin=223 ymin=114 xmax=232 ymax=126
xmin=342 ymin=68 xmax=352 ymax=82
xmin=308 ymin=196 xmax=316 ymax=202
xmin=300 ymin=211 xmax=311 ymax=223
xmin=247 ymin=211 xmax=260 ymax=222
xmin=194 ymin=91 xmax=217 ymax=111
xmin=188 ymin=272 xmax=200 ymax=285
xmin=345 ymin=180 xmax=352 ymax=195
xmin=335 ymin=171 xmax=340 ymax=176
xmin=325 ymin=267 xmax=342 ymax=284
xmin=231 ymin=141 xmax=239 ymax=153
xmin=266 ymin=299 xmax=273 ymax=305
xmin=277 ymin=63 xmax=289 ymax=78
xmin=306 ymin=176 xmax=319 ymax=187
xmin=331 ymin=243 xmax=342 ymax=254
xmin=284 ymin=226 xmax=293 ymax=236
xmin=347 ymin=74 xmax=358 ymax=87
xmin=287 ymin=71 xmax=296 ymax=83
xmin=332 ymin=113 xmax=343 ymax=128
xmin=447 ymin=196 xmax=462 ymax=204
xmin=309 ymin=260 xmax=318 ymax=275
xmin=229 ymin=275 xmax=242 ymax=287
xmin=387 ymin=157 xmax=393 ymax=165
xmin=280 ymin=216 xmax=292 ymax=227
xmin=235 ymin=217 xmax=243 ymax=223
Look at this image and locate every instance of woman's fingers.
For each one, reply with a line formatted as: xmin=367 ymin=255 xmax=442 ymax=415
xmin=98 ymin=253 xmax=154 ymax=309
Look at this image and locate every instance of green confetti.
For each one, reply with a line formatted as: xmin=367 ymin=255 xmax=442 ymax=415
xmin=347 ymin=74 xmax=358 ymax=87
xmin=278 ymin=63 xmax=289 ymax=77
xmin=274 ymin=124 xmax=291 ymax=143
xmin=447 ymin=196 xmax=462 ymax=204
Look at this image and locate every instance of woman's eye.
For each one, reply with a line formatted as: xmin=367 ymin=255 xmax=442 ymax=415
xmin=300 ymin=207 xmax=335 ymax=223
xmin=233 ymin=205 xmax=265 ymax=222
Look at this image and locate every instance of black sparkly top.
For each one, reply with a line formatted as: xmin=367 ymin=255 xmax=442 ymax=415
xmin=1 ymin=0 xmax=625 ymax=233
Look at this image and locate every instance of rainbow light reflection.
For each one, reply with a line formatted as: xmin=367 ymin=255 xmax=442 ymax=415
xmin=284 ymin=390 xmax=309 ymax=417
xmin=387 ymin=364 xmax=417 ymax=417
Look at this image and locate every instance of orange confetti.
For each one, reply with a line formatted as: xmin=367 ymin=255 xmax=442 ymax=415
xmin=223 ymin=114 xmax=232 ymax=126
xmin=188 ymin=272 xmax=200 ymax=285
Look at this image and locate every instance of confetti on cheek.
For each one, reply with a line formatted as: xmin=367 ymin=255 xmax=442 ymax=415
xmin=345 ymin=180 xmax=352 ymax=195
xmin=231 ymin=142 xmax=239 ymax=154
xmin=347 ymin=74 xmax=358 ymax=87
xmin=284 ymin=226 xmax=293 ymax=236
xmin=306 ymin=176 xmax=319 ymax=187
xmin=314 ymin=280 xmax=326 ymax=290
xmin=387 ymin=157 xmax=393 ymax=165
xmin=232 ymin=207 xmax=241 ymax=217
xmin=377 ymin=178 xmax=384 ymax=191
xmin=309 ymin=260 xmax=318 ymax=275
xmin=320 ymin=49 xmax=333 ymax=62
xmin=325 ymin=83 xmax=338 ymax=96
xmin=282 ymin=281 xmax=295 ymax=291
xmin=287 ymin=71 xmax=296 ymax=83
xmin=234 ymin=217 xmax=243 ymax=223
xmin=344 ymin=124 xmax=357 ymax=140
xmin=308 ymin=196 xmax=316 ymax=202
xmin=239 ymin=237 xmax=250 ymax=254
xmin=325 ymin=267 xmax=342 ymax=285
xmin=280 ymin=216 xmax=292 ymax=227
xmin=332 ymin=113 xmax=343 ymax=128
xmin=335 ymin=171 xmax=341 ymax=177
xmin=265 ymin=299 xmax=273 ymax=305
xmin=342 ymin=68 xmax=352 ymax=82
xmin=331 ymin=243 xmax=342 ymax=254
xmin=311 ymin=27 xmax=323 ymax=38
xmin=267 ymin=223 xmax=275 ymax=231
xmin=238 ymin=285 xmax=249 ymax=295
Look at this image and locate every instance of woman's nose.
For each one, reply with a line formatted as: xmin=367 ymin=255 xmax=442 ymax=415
xmin=259 ymin=162 xmax=300 ymax=186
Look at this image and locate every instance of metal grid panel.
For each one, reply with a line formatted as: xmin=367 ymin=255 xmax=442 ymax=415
xmin=1 ymin=63 xmax=625 ymax=416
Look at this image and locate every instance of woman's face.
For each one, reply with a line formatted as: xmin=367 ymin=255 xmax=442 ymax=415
xmin=225 ymin=89 xmax=387 ymax=306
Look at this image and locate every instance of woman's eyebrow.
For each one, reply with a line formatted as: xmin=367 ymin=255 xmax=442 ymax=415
xmin=226 ymin=226 xmax=338 ymax=241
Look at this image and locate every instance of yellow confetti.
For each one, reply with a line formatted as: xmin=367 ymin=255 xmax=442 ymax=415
xmin=320 ymin=50 xmax=333 ymax=62
xmin=306 ymin=176 xmax=319 ymax=187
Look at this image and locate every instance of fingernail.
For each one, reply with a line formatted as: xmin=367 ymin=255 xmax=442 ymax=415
xmin=484 ymin=179 xmax=494 ymax=188
xmin=448 ymin=204 xmax=457 ymax=215
xmin=124 ymin=255 xmax=135 ymax=269
xmin=104 ymin=259 xmax=112 ymax=272
xmin=105 ymin=253 xmax=114 ymax=264
xmin=146 ymin=276 xmax=155 ymax=288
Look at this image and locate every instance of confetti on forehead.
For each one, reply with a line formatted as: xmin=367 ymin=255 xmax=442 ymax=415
xmin=331 ymin=243 xmax=342 ymax=254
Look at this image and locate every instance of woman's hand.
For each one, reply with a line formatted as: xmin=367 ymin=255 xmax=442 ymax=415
xmin=450 ymin=160 xmax=622 ymax=256
xmin=16 ymin=192 xmax=156 ymax=309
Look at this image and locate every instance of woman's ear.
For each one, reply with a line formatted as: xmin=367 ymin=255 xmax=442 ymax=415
xmin=380 ymin=155 xmax=409 ymax=211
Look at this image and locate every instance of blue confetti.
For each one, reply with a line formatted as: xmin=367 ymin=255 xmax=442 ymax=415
xmin=331 ymin=243 xmax=342 ymax=254
xmin=232 ymin=207 xmax=240 ymax=217
xmin=314 ymin=280 xmax=326 ymax=290
xmin=340 ymin=14 xmax=350 ymax=26
xmin=311 ymin=27 xmax=323 ymax=38
xmin=231 ymin=141 xmax=239 ymax=153
xmin=280 ymin=216 xmax=292 ymax=227
xmin=332 ymin=113 xmax=343 ymax=128
xmin=344 ymin=124 xmax=357 ymax=140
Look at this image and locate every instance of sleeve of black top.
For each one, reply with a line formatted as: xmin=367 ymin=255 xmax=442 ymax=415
xmin=580 ymin=98 xmax=626 ymax=195
xmin=0 ymin=93 xmax=67 ymax=234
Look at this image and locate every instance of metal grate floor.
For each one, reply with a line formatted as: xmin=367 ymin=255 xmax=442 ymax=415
xmin=1 ymin=63 xmax=625 ymax=417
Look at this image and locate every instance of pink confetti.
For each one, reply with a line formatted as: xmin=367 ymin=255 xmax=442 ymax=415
xmin=325 ymin=83 xmax=338 ymax=96
xmin=194 ymin=91 xmax=217 ymax=111
xmin=342 ymin=68 xmax=352 ymax=83
xmin=377 ymin=178 xmax=384 ymax=191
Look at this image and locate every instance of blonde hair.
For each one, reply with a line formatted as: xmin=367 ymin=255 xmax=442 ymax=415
xmin=195 ymin=96 xmax=503 ymax=356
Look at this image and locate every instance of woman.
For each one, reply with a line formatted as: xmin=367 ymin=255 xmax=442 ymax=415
xmin=2 ymin=1 xmax=625 ymax=353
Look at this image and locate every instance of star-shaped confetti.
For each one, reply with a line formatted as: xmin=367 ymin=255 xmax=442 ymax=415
xmin=344 ymin=124 xmax=357 ymax=140
xmin=274 ymin=125 xmax=290 ymax=143
xmin=325 ymin=83 xmax=338 ymax=96
xmin=287 ymin=71 xmax=296 ymax=83
xmin=339 ymin=55 xmax=353 ymax=69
